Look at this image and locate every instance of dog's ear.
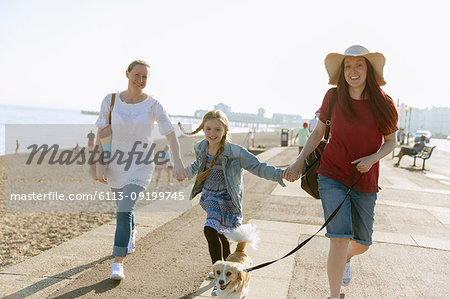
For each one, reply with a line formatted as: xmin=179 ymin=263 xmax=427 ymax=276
xmin=237 ymin=266 xmax=245 ymax=282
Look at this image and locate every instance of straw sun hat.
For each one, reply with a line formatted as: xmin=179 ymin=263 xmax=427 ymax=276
xmin=324 ymin=45 xmax=386 ymax=86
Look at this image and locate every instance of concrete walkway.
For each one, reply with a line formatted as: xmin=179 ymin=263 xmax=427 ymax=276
xmin=1 ymin=145 xmax=449 ymax=298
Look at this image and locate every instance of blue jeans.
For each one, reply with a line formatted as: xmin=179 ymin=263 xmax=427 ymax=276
xmin=318 ymin=174 xmax=377 ymax=246
xmin=111 ymin=184 xmax=145 ymax=257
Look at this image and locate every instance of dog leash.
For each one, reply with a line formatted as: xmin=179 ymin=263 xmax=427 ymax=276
xmin=244 ymin=166 xmax=363 ymax=273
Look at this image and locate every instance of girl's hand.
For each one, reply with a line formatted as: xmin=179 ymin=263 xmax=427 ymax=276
xmin=351 ymin=155 xmax=376 ymax=173
xmin=282 ymin=169 xmax=295 ymax=182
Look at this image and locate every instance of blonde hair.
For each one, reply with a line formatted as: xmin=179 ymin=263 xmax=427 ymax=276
xmin=179 ymin=110 xmax=229 ymax=182
xmin=127 ymin=60 xmax=150 ymax=72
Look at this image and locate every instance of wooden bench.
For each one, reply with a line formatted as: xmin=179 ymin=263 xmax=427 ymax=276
xmin=412 ymin=146 xmax=436 ymax=170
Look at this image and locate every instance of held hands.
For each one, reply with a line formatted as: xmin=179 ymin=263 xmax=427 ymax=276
xmin=283 ymin=159 xmax=304 ymax=182
xmin=172 ymin=159 xmax=187 ymax=181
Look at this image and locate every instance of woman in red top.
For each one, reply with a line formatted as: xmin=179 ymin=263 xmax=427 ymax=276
xmin=285 ymin=45 xmax=398 ymax=299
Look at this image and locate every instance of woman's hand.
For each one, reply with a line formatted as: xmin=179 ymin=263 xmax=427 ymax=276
xmin=351 ymin=155 xmax=376 ymax=173
xmin=283 ymin=159 xmax=304 ymax=182
xmin=95 ymin=162 xmax=108 ymax=184
xmin=351 ymin=132 xmax=396 ymax=173
xmin=164 ymin=132 xmax=187 ymax=181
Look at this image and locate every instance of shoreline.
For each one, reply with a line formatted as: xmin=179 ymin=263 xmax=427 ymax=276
xmin=0 ymin=129 xmax=286 ymax=157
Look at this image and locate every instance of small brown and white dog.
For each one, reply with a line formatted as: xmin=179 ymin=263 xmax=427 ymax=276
xmin=213 ymin=224 xmax=259 ymax=299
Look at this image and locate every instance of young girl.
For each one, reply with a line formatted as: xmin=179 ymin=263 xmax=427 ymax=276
xmin=179 ymin=110 xmax=286 ymax=296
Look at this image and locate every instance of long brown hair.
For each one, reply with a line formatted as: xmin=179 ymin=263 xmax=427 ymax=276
xmin=178 ymin=110 xmax=229 ymax=182
xmin=336 ymin=57 xmax=398 ymax=135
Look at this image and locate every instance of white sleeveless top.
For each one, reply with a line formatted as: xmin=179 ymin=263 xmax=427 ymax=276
xmin=96 ymin=92 xmax=174 ymax=189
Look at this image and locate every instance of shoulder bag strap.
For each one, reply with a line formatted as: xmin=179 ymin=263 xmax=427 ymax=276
xmin=323 ymin=89 xmax=337 ymax=141
xmin=109 ymin=93 xmax=116 ymax=124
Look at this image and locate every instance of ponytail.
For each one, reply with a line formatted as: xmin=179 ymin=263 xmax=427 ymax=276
xmin=178 ymin=121 xmax=203 ymax=136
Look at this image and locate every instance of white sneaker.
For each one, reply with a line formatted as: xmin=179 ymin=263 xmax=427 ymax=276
xmin=211 ymin=284 xmax=218 ymax=296
xmin=127 ymin=229 xmax=137 ymax=254
xmin=208 ymin=271 xmax=215 ymax=279
xmin=342 ymin=261 xmax=352 ymax=286
xmin=110 ymin=262 xmax=125 ymax=280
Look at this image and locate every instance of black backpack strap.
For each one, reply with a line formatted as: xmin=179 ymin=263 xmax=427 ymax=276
xmin=324 ymin=89 xmax=337 ymax=141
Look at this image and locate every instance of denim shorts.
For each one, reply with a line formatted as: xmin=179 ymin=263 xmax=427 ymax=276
xmin=318 ymin=174 xmax=377 ymax=246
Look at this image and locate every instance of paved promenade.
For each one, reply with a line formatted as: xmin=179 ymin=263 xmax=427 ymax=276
xmin=1 ymin=145 xmax=449 ymax=298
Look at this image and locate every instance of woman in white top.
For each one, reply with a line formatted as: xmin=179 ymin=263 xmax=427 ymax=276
xmin=95 ymin=60 xmax=186 ymax=280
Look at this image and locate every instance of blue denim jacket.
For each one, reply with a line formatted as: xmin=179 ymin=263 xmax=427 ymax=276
xmin=185 ymin=139 xmax=285 ymax=211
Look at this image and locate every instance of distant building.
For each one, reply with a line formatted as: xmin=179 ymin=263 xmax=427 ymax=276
xmin=193 ymin=103 xmax=303 ymax=126
xmin=398 ymin=103 xmax=450 ymax=138
xmin=215 ymin=103 xmax=231 ymax=115
xmin=258 ymin=108 xmax=265 ymax=118
xmin=272 ymin=113 xmax=302 ymax=125
xmin=194 ymin=109 xmax=208 ymax=117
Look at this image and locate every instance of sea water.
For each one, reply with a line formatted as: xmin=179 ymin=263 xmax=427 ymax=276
xmin=0 ymin=105 xmax=99 ymax=155
xmin=0 ymin=105 xmax=269 ymax=155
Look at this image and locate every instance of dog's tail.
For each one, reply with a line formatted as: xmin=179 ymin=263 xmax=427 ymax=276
xmin=225 ymin=224 xmax=260 ymax=252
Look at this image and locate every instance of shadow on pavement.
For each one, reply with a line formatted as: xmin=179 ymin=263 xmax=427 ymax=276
xmin=179 ymin=280 xmax=215 ymax=299
xmin=52 ymin=278 xmax=120 ymax=298
xmin=3 ymin=255 xmax=113 ymax=298
xmin=393 ymin=163 xmax=427 ymax=172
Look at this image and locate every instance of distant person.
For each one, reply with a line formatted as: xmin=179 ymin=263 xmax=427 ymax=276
xmin=309 ymin=113 xmax=319 ymax=132
xmin=397 ymin=128 xmax=406 ymax=145
xmin=93 ymin=60 xmax=187 ymax=281
xmin=294 ymin=122 xmax=310 ymax=154
xmin=178 ymin=110 xmax=288 ymax=296
xmin=284 ymin=45 xmax=398 ymax=299
xmin=154 ymin=145 xmax=173 ymax=185
xmin=399 ymin=128 xmax=406 ymax=145
xmin=87 ymin=130 xmax=95 ymax=148
xmin=72 ymin=143 xmax=80 ymax=154
xmin=394 ymin=135 xmax=426 ymax=167
xmin=242 ymin=131 xmax=253 ymax=149
xmin=397 ymin=128 xmax=403 ymax=144
xmin=15 ymin=139 xmax=19 ymax=153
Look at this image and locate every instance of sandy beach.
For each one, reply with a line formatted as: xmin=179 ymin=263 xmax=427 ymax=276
xmin=0 ymin=131 xmax=285 ymax=271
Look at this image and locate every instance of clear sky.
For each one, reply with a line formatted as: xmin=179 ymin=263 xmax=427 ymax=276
xmin=1 ymin=0 xmax=449 ymax=119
